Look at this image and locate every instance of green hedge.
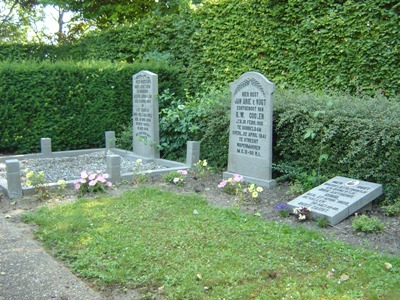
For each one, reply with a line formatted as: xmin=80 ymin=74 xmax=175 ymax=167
xmin=0 ymin=60 xmax=185 ymax=153
xmin=188 ymin=0 xmax=399 ymax=97
xmin=274 ymin=89 xmax=400 ymax=204
xmin=2 ymin=0 xmax=398 ymax=97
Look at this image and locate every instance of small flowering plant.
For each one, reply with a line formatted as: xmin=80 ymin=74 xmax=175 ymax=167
xmin=23 ymin=168 xmax=51 ymax=200
xmin=293 ymin=207 xmax=310 ymax=221
xmin=218 ymin=174 xmax=244 ymax=195
xmin=274 ymin=202 xmax=291 ymax=218
xmin=132 ymin=159 xmax=150 ymax=184
xmin=193 ymin=159 xmax=211 ymax=178
xmin=218 ymin=174 xmax=263 ymax=201
xmin=162 ymin=170 xmax=188 ymax=186
xmin=54 ymin=179 xmax=67 ymax=197
xmin=74 ymin=170 xmax=112 ymax=195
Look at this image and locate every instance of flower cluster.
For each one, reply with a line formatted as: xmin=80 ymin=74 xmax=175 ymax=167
xmin=74 ymin=170 xmax=112 ymax=194
xmin=193 ymin=159 xmax=211 ymax=178
xmin=24 ymin=169 xmax=46 ymax=188
xmin=218 ymin=174 xmax=244 ymax=195
xmin=218 ymin=174 xmax=263 ymax=200
xmin=293 ymin=207 xmax=310 ymax=221
xmin=23 ymin=168 xmax=51 ymax=200
xmin=132 ymin=159 xmax=151 ymax=184
xmin=274 ymin=202 xmax=291 ymax=218
xmin=245 ymin=183 xmax=264 ymax=199
xmin=163 ymin=169 xmax=188 ymax=186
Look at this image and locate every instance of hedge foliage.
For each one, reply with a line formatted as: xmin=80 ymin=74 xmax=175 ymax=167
xmin=2 ymin=0 xmax=398 ymax=97
xmin=0 ymin=60 xmax=185 ymax=153
xmin=274 ymin=89 xmax=400 ymax=204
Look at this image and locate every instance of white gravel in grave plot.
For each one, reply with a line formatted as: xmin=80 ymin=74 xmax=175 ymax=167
xmin=0 ymin=152 xmax=165 ymax=186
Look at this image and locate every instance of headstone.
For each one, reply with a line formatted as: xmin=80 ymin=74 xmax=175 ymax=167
xmin=132 ymin=70 xmax=160 ymax=158
xmin=288 ymin=176 xmax=383 ymax=225
xmin=223 ymin=72 xmax=275 ymax=188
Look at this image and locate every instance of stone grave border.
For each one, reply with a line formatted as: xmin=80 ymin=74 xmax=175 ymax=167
xmin=0 ymin=131 xmax=200 ymax=199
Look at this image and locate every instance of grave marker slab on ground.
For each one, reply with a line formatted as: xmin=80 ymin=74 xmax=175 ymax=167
xmin=223 ymin=72 xmax=275 ymax=188
xmin=132 ymin=70 xmax=160 ymax=159
xmin=288 ymin=176 xmax=383 ymax=225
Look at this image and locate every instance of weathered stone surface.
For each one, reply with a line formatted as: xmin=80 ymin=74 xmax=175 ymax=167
xmin=288 ymin=176 xmax=383 ymax=225
xmin=223 ymin=72 xmax=275 ymax=188
xmin=132 ymin=70 xmax=160 ymax=158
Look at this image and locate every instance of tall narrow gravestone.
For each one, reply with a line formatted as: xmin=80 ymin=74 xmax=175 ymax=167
xmin=223 ymin=72 xmax=275 ymax=188
xmin=132 ymin=70 xmax=160 ymax=158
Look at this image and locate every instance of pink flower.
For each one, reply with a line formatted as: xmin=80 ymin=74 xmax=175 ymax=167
xmin=233 ymin=174 xmax=243 ymax=182
xmin=173 ymin=177 xmax=180 ymax=183
xmin=103 ymin=173 xmax=109 ymax=179
xmin=81 ymin=171 xmax=88 ymax=179
xmin=74 ymin=183 xmax=81 ymax=190
xmin=106 ymin=181 xmax=112 ymax=187
xmin=80 ymin=178 xmax=87 ymax=183
xmin=89 ymin=180 xmax=97 ymax=186
xmin=177 ymin=170 xmax=188 ymax=175
xmin=97 ymin=176 xmax=106 ymax=183
xmin=218 ymin=180 xmax=227 ymax=188
xmin=88 ymin=173 xmax=96 ymax=180
xmin=243 ymin=188 xmax=248 ymax=193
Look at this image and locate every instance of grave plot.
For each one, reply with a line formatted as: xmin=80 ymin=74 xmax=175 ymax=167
xmin=0 ymin=70 xmax=200 ymax=199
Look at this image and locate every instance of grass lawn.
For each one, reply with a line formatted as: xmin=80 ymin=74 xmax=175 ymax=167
xmin=24 ymin=187 xmax=399 ymax=299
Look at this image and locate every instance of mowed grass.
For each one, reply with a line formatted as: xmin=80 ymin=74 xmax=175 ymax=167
xmin=25 ymin=187 xmax=399 ymax=299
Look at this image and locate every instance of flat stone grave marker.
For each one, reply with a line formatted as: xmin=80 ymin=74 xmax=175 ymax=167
xmin=132 ymin=70 xmax=160 ymax=158
xmin=288 ymin=176 xmax=383 ymax=225
xmin=223 ymin=72 xmax=275 ymax=188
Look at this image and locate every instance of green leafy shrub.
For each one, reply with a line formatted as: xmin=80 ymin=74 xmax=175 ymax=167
xmin=158 ymin=89 xmax=225 ymax=160
xmin=0 ymin=60 xmax=184 ymax=153
xmin=352 ymin=215 xmax=385 ymax=233
xmin=381 ymin=202 xmax=400 ymax=217
xmin=198 ymin=89 xmax=231 ymax=168
xmin=274 ymin=89 xmax=400 ymax=204
xmin=3 ymin=0 xmax=398 ymax=97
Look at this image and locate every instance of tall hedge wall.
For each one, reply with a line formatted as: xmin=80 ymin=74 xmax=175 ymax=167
xmin=2 ymin=0 xmax=398 ymax=97
xmin=0 ymin=60 xmax=184 ymax=153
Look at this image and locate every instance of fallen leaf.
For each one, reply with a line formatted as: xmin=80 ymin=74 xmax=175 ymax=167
xmin=340 ymin=274 xmax=349 ymax=282
xmin=4 ymin=215 xmax=11 ymax=219
xmin=196 ymin=273 xmax=202 ymax=280
xmin=158 ymin=285 xmax=164 ymax=291
xmin=384 ymin=262 xmax=392 ymax=270
xmin=193 ymin=210 xmax=199 ymax=215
